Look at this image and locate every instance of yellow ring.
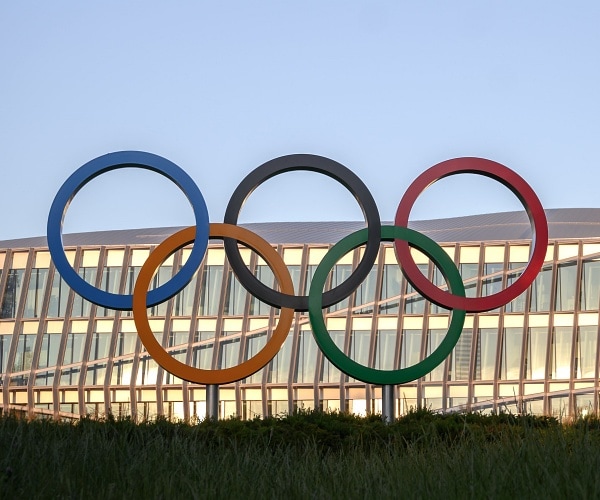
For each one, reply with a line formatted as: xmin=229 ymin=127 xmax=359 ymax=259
xmin=133 ymin=223 xmax=294 ymax=384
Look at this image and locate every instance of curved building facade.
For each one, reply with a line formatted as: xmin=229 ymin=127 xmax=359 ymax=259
xmin=1 ymin=208 xmax=600 ymax=420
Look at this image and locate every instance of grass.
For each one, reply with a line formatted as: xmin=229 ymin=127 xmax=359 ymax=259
xmin=2 ymin=409 xmax=600 ymax=499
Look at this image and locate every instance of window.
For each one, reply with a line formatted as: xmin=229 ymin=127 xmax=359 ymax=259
xmin=526 ymin=327 xmax=549 ymax=380
xmin=404 ymin=264 xmax=427 ymax=314
xmin=374 ymin=330 xmax=397 ymax=370
xmin=475 ymin=328 xmax=498 ymax=380
xmin=379 ymin=264 xmax=401 ymax=314
xmin=529 ymin=266 xmax=552 ymax=312
xmin=72 ymin=267 xmax=97 ymax=317
xmin=199 ymin=265 xmax=224 ymax=315
xmin=581 ymin=260 xmax=600 ymax=310
xmin=23 ymin=268 xmax=49 ymax=318
xmin=294 ymin=331 xmax=318 ymax=383
xmin=244 ymin=333 xmax=267 ymax=383
xmin=354 ymin=265 xmax=378 ymax=315
xmin=500 ymin=327 xmax=523 ymax=380
xmin=505 ymin=263 xmax=527 ymax=312
xmin=575 ymin=326 xmax=597 ymax=378
xmin=249 ymin=265 xmax=273 ymax=316
xmin=400 ymin=329 xmax=421 ymax=370
xmin=1 ymin=269 xmax=25 ymax=318
xmin=223 ymin=269 xmax=247 ymax=316
xmin=320 ymin=330 xmax=344 ymax=382
xmin=449 ymin=328 xmax=472 ymax=381
xmin=551 ymin=326 xmax=573 ymax=379
xmin=555 ymin=263 xmax=577 ymax=311
xmin=47 ymin=272 xmax=69 ymax=318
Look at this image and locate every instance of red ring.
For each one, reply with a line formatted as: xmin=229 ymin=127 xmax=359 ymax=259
xmin=394 ymin=157 xmax=548 ymax=313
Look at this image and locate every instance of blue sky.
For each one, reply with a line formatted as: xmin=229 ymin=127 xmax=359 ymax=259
xmin=1 ymin=2 xmax=599 ymax=241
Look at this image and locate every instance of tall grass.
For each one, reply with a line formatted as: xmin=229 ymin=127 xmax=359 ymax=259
xmin=2 ymin=410 xmax=600 ymax=498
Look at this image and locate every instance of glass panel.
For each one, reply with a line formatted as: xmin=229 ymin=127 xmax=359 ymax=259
xmin=149 ymin=266 xmax=172 ymax=317
xmin=267 ymin=334 xmax=292 ymax=383
xmin=429 ymin=266 xmax=446 ymax=314
xmin=173 ymin=272 xmax=198 ymax=317
xmin=374 ymin=330 xmax=396 ymax=370
xmin=34 ymin=371 xmax=54 ymax=386
xmin=163 ymin=351 xmax=185 ymax=384
xmin=551 ymin=326 xmax=573 ymax=379
xmin=350 ymin=329 xmax=370 ymax=366
xmin=294 ymin=331 xmax=318 ymax=383
xmin=379 ymin=263 xmax=401 ymax=314
xmin=0 ymin=334 xmax=11 ymax=373
xmin=111 ymin=359 xmax=134 ymax=385
xmin=354 ymin=265 xmax=378 ymax=315
xmin=505 ymin=262 xmax=527 ymax=312
xmin=122 ymin=266 xmax=141 ymax=317
xmin=320 ymin=330 xmax=344 ymax=383
xmin=88 ymin=332 xmax=111 ymax=361
xmin=328 ymin=264 xmax=352 ymax=313
xmin=576 ymin=326 xmax=597 ymax=378
xmin=37 ymin=332 xmax=61 ymax=369
xmin=168 ymin=330 xmax=189 ymax=348
xmin=581 ymin=260 xmax=600 ymax=310
xmin=60 ymin=367 xmax=80 ymax=386
xmin=192 ymin=343 xmax=213 ymax=370
xmin=500 ymin=327 xmax=523 ymax=380
xmin=115 ymin=331 xmax=137 ymax=356
xmin=223 ymin=271 xmax=247 ymax=316
xmin=244 ymin=333 xmax=267 ymax=383
xmin=555 ymin=263 xmax=577 ymax=311
xmin=1 ymin=269 xmax=25 ymax=318
xmin=449 ymin=328 xmax=472 ymax=381
xmin=98 ymin=266 xmax=122 ymax=317
xmin=218 ymin=338 xmax=240 ymax=369
xmin=72 ymin=267 xmax=97 ymax=317
xmin=136 ymin=357 xmax=158 ymax=385
xmin=483 ymin=263 xmax=504 ymax=297
xmin=460 ymin=263 xmax=479 ymax=298
xmin=526 ymin=327 xmax=549 ymax=380
xmin=303 ymin=264 xmax=318 ymax=295
xmin=12 ymin=332 xmax=35 ymax=372
xmin=401 ymin=329 xmax=421 ymax=369
xmin=529 ymin=266 xmax=552 ymax=312
xmin=287 ymin=265 xmax=301 ymax=295
xmin=249 ymin=265 xmax=273 ymax=316
xmin=47 ymin=272 xmax=69 ymax=318
xmin=63 ymin=331 xmax=86 ymax=365
xmin=426 ymin=329 xmax=446 ymax=381
xmin=475 ymin=328 xmax=498 ymax=381
xmin=23 ymin=268 xmax=49 ymax=318
xmin=85 ymin=362 xmax=107 ymax=385
xmin=199 ymin=265 xmax=224 ymax=315
xmin=404 ymin=264 xmax=428 ymax=314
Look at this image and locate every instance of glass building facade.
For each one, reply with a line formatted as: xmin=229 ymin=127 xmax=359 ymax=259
xmin=1 ymin=209 xmax=600 ymax=421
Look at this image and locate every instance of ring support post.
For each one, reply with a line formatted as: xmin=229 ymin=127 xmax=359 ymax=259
xmin=207 ymin=384 xmax=219 ymax=420
xmin=382 ymin=385 xmax=394 ymax=424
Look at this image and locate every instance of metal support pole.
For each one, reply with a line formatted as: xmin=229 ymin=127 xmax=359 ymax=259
xmin=206 ymin=384 xmax=219 ymax=420
xmin=382 ymin=384 xmax=395 ymax=424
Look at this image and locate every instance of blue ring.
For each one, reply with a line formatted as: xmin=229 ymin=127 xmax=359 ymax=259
xmin=47 ymin=151 xmax=209 ymax=310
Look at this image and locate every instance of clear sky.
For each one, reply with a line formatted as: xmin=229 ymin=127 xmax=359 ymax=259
xmin=1 ymin=2 xmax=599 ymax=241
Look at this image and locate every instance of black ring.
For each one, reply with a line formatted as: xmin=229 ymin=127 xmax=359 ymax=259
xmin=223 ymin=154 xmax=381 ymax=311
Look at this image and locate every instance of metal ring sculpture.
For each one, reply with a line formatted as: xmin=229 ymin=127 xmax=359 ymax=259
xmin=48 ymin=151 xmax=548 ymax=385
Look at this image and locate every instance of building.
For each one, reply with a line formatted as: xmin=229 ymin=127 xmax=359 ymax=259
xmin=1 ymin=208 xmax=600 ymax=421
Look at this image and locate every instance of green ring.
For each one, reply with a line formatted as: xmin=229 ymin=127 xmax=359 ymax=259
xmin=308 ymin=225 xmax=466 ymax=385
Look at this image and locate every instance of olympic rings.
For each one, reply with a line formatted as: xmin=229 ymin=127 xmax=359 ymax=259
xmin=48 ymin=151 xmax=549 ymax=387
xmin=394 ymin=157 xmax=548 ymax=313
xmin=47 ymin=151 xmax=210 ymax=310
xmin=223 ymin=154 xmax=381 ymax=311
xmin=133 ymin=223 xmax=295 ymax=384
xmin=308 ymin=225 xmax=466 ymax=385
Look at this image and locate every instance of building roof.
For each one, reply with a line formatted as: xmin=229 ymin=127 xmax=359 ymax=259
xmin=2 ymin=208 xmax=600 ymax=250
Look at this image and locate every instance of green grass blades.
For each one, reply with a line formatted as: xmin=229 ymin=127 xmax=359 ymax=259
xmin=2 ymin=409 xmax=600 ymax=499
